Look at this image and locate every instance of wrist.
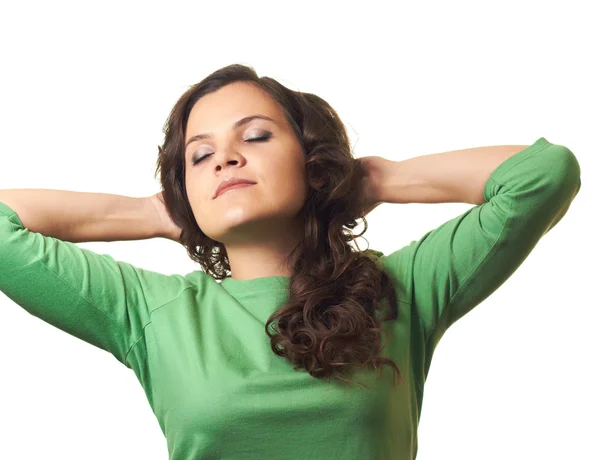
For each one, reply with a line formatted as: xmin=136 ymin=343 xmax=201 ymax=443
xmin=142 ymin=195 xmax=167 ymax=239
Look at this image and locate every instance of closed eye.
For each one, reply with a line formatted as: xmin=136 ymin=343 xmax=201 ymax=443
xmin=191 ymin=133 xmax=272 ymax=166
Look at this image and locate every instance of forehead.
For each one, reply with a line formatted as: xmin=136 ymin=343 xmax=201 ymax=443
xmin=186 ymin=82 xmax=281 ymax=132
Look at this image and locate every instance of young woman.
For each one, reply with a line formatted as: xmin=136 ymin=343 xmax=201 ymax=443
xmin=0 ymin=64 xmax=581 ymax=459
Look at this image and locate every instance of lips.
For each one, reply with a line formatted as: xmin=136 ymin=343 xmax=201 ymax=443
xmin=213 ymin=178 xmax=256 ymax=199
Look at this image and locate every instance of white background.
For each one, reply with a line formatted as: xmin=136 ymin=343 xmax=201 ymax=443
xmin=0 ymin=0 xmax=598 ymax=459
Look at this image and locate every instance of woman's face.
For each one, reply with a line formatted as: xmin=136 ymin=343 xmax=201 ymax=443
xmin=184 ymin=81 xmax=308 ymax=245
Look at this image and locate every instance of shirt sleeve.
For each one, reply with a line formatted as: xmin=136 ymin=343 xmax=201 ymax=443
xmin=376 ymin=137 xmax=581 ymax=354
xmin=0 ymin=200 xmax=189 ymax=369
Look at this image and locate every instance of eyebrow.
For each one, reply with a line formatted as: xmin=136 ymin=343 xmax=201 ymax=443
xmin=185 ymin=114 xmax=277 ymax=152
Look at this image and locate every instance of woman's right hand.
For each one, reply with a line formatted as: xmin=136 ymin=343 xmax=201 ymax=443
xmin=147 ymin=191 xmax=183 ymax=242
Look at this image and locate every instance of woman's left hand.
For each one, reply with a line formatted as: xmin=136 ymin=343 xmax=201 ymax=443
xmin=357 ymin=155 xmax=389 ymax=216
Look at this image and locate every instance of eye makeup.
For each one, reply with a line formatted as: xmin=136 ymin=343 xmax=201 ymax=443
xmin=191 ymin=131 xmax=272 ymax=166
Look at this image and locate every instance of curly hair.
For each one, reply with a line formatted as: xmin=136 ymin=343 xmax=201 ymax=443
xmin=154 ymin=63 xmax=402 ymax=389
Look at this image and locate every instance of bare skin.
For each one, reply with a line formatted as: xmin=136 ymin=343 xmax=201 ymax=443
xmin=182 ymin=82 xmax=308 ymax=280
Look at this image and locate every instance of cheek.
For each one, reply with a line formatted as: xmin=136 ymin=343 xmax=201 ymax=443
xmin=185 ymin=179 xmax=211 ymax=218
xmin=186 ymin=171 xmax=212 ymax=197
xmin=270 ymin=164 xmax=303 ymax=191
xmin=275 ymin=170 xmax=308 ymax=212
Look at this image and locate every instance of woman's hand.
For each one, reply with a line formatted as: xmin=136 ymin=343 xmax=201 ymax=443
xmin=357 ymin=155 xmax=389 ymax=216
xmin=147 ymin=191 xmax=183 ymax=242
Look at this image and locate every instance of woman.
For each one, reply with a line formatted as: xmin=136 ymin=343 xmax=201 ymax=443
xmin=0 ymin=63 xmax=581 ymax=459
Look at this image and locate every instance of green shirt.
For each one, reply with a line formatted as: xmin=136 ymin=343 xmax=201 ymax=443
xmin=0 ymin=136 xmax=581 ymax=459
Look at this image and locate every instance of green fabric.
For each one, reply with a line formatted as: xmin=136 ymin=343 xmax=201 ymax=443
xmin=0 ymin=136 xmax=581 ymax=459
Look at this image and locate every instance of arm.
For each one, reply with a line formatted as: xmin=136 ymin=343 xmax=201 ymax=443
xmin=0 ymin=199 xmax=190 ymax=370
xmin=0 ymin=189 xmax=162 ymax=242
xmin=371 ymin=137 xmax=581 ymax=379
xmin=377 ymin=143 xmax=533 ymax=205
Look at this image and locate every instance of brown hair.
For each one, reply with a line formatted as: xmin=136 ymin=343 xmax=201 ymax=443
xmin=154 ymin=64 xmax=402 ymax=389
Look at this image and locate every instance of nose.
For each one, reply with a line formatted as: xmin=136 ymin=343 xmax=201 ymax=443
xmin=213 ymin=148 xmax=244 ymax=171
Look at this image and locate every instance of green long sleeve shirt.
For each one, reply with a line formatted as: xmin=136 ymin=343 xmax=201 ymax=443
xmin=0 ymin=136 xmax=581 ymax=459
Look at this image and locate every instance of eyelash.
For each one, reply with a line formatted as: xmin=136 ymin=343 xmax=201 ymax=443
xmin=191 ymin=133 xmax=272 ymax=166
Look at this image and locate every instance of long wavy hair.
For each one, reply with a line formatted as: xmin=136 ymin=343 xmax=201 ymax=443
xmin=154 ymin=64 xmax=402 ymax=389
